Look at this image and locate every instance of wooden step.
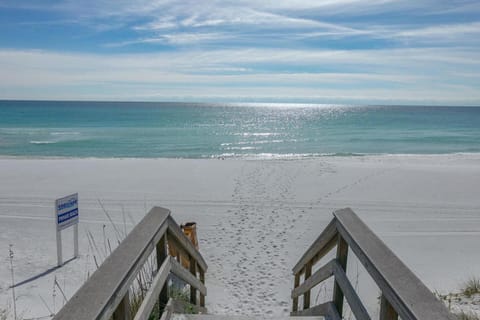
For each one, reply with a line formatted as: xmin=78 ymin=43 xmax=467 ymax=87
xmin=171 ymin=314 xmax=325 ymax=320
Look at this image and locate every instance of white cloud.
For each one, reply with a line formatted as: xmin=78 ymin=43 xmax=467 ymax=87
xmin=106 ymin=32 xmax=229 ymax=46
xmin=0 ymin=48 xmax=479 ymax=104
xmin=132 ymin=7 xmax=361 ymax=34
xmin=3 ymin=0 xmax=480 ymax=48
xmin=158 ymin=33 xmax=229 ymax=45
xmin=33 ymin=0 xmax=402 ymax=19
xmin=103 ymin=1 xmax=480 ymax=48
xmin=133 ymin=17 xmax=177 ymax=31
xmin=395 ymin=22 xmax=480 ymax=40
xmin=1 ymin=0 xmax=480 ymax=104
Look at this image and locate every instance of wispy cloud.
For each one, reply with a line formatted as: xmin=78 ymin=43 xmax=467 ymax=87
xmin=133 ymin=17 xmax=177 ymax=31
xmin=105 ymin=32 xmax=230 ymax=47
xmin=116 ymin=2 xmax=480 ymax=49
xmin=1 ymin=0 xmax=480 ymax=103
xmin=132 ymin=7 xmax=362 ymax=34
xmin=395 ymin=22 xmax=480 ymax=41
xmin=3 ymin=0 xmax=480 ymax=48
xmin=1 ymin=47 xmax=479 ymax=104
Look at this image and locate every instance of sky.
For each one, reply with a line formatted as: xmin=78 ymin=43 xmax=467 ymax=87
xmin=0 ymin=0 xmax=479 ymax=105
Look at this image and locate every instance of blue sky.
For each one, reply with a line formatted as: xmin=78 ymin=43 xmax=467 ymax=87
xmin=0 ymin=0 xmax=479 ymax=105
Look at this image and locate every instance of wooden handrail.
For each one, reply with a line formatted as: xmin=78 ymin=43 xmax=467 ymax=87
xmin=133 ymin=257 xmax=171 ymax=320
xmin=54 ymin=206 xmax=208 ymax=320
xmin=170 ymin=257 xmax=207 ymax=296
xmin=291 ymin=208 xmax=456 ymax=320
xmin=291 ymin=259 xmax=334 ymax=299
xmin=292 ymin=219 xmax=338 ymax=275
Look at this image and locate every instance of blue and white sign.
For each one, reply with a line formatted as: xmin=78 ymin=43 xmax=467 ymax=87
xmin=55 ymin=193 xmax=79 ymax=266
xmin=55 ymin=193 xmax=79 ymax=231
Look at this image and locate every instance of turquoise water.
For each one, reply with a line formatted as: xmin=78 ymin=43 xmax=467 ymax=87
xmin=0 ymin=101 xmax=479 ymax=158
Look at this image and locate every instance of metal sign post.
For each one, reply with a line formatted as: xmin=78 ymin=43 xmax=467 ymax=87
xmin=55 ymin=193 xmax=79 ymax=267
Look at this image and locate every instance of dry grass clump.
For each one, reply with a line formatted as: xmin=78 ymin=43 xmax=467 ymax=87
xmin=0 ymin=308 xmax=8 ymax=320
xmin=463 ymin=278 xmax=480 ymax=298
xmin=435 ymin=277 xmax=480 ymax=320
xmin=456 ymin=311 xmax=480 ymax=320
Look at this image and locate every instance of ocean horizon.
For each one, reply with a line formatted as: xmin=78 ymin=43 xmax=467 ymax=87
xmin=1 ymin=100 xmax=479 ymax=159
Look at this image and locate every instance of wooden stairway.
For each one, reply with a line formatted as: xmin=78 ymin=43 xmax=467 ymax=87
xmin=53 ymin=207 xmax=455 ymax=320
xmin=170 ymin=315 xmax=324 ymax=320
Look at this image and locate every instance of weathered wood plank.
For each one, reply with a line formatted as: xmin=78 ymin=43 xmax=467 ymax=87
xmin=157 ymin=234 xmax=168 ymax=268
xmin=159 ymin=298 xmax=173 ymax=320
xmin=54 ymin=207 xmax=170 ymax=320
xmin=291 ymin=301 xmax=340 ymax=319
xmin=328 ymin=305 xmax=342 ymax=320
xmin=332 ymin=236 xmax=348 ymax=317
xmin=303 ymin=261 xmax=313 ymax=309
xmin=380 ymin=295 xmax=398 ymax=320
xmin=292 ymin=273 xmax=300 ymax=312
xmin=189 ymin=255 xmax=198 ymax=305
xmin=170 ymin=257 xmax=207 ymax=296
xmin=167 ymin=217 xmax=208 ymax=272
xmin=310 ymin=234 xmax=338 ymax=272
xmin=292 ymin=219 xmax=338 ymax=274
xmin=332 ymin=260 xmax=371 ymax=320
xmin=167 ymin=234 xmax=188 ymax=265
xmin=291 ymin=259 xmax=334 ymax=299
xmin=199 ymin=268 xmax=206 ymax=308
xmin=334 ymin=208 xmax=455 ymax=320
xmin=133 ymin=258 xmax=171 ymax=320
xmin=113 ymin=291 xmax=131 ymax=320
xmin=157 ymin=234 xmax=170 ymax=315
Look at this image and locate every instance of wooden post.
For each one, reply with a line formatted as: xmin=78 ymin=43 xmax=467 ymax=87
xmin=73 ymin=223 xmax=79 ymax=258
xmin=113 ymin=291 xmax=131 ymax=320
xmin=199 ymin=266 xmax=205 ymax=308
xmin=189 ymin=255 xmax=197 ymax=305
xmin=56 ymin=229 xmax=63 ymax=267
xmin=380 ymin=295 xmax=398 ymax=320
xmin=303 ymin=261 xmax=313 ymax=310
xmin=156 ymin=234 xmax=169 ymax=312
xmin=292 ymin=273 xmax=300 ymax=312
xmin=333 ymin=236 xmax=348 ymax=316
xmin=175 ymin=244 xmax=181 ymax=262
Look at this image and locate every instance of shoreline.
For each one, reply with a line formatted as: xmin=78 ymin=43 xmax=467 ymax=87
xmin=1 ymin=151 xmax=480 ymax=161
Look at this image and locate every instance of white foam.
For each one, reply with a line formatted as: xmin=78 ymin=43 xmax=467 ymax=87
xmin=50 ymin=131 xmax=81 ymax=136
xmin=29 ymin=140 xmax=57 ymax=145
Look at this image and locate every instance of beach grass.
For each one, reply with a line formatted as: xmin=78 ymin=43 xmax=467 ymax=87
xmin=463 ymin=278 xmax=480 ymax=298
xmin=0 ymin=308 xmax=7 ymax=320
xmin=436 ymin=277 xmax=480 ymax=319
xmin=456 ymin=311 xmax=480 ymax=320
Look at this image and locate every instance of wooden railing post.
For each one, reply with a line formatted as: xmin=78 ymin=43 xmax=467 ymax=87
xmin=53 ymin=208 xmax=209 ymax=320
xmin=292 ymin=272 xmax=300 ymax=312
xmin=113 ymin=291 xmax=131 ymax=320
xmin=380 ymin=295 xmax=398 ymax=320
xmin=303 ymin=261 xmax=313 ymax=310
xmin=290 ymin=209 xmax=455 ymax=320
xmin=156 ymin=234 xmax=169 ymax=313
xmin=333 ymin=235 xmax=348 ymax=316
xmin=189 ymin=255 xmax=197 ymax=305
xmin=199 ymin=267 xmax=206 ymax=308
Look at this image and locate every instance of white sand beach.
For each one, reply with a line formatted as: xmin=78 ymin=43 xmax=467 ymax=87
xmin=1 ymin=154 xmax=480 ymax=318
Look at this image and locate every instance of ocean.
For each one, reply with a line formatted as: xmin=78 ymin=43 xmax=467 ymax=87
xmin=0 ymin=100 xmax=479 ymax=159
